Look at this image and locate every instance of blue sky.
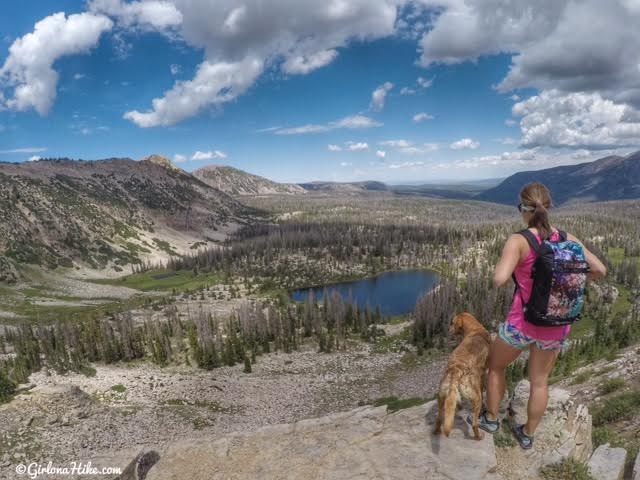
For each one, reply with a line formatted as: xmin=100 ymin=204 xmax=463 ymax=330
xmin=1 ymin=1 xmax=639 ymax=183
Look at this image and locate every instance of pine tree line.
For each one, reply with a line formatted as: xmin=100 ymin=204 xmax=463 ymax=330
xmin=412 ymin=267 xmax=513 ymax=351
xmin=0 ymin=293 xmax=386 ymax=399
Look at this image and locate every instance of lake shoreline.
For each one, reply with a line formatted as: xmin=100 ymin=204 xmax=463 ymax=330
xmin=289 ymin=268 xmax=440 ymax=317
xmin=287 ymin=266 xmax=440 ymax=293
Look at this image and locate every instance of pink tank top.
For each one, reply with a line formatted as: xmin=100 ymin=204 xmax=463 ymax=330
xmin=506 ymin=230 xmax=571 ymax=341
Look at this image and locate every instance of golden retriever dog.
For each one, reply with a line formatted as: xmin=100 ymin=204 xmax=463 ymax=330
xmin=433 ymin=312 xmax=490 ymax=440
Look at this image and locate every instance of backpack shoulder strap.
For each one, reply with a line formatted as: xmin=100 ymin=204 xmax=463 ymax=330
xmin=557 ymin=230 xmax=568 ymax=242
xmin=516 ymin=229 xmax=541 ymax=254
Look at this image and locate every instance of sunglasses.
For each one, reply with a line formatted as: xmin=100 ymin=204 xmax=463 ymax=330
xmin=517 ymin=203 xmax=535 ymax=213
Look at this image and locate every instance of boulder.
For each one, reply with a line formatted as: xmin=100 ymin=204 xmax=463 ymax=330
xmin=587 ymin=444 xmax=626 ymax=480
xmin=115 ymin=450 xmax=161 ymax=480
xmin=137 ymin=402 xmax=502 ymax=480
xmin=0 ymin=256 xmax=19 ymax=284
xmin=633 ymin=449 xmax=640 ymax=480
xmin=498 ymin=380 xmax=592 ymax=479
xmin=65 ymin=448 xmax=160 ymax=480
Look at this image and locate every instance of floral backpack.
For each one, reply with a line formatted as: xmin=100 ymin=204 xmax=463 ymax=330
xmin=514 ymin=229 xmax=590 ymax=326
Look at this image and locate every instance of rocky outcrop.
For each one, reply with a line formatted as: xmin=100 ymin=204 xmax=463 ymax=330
xmin=141 ymin=155 xmax=182 ymax=173
xmin=496 ymin=380 xmax=593 ymax=480
xmin=587 ymin=444 xmax=626 ymax=480
xmin=0 ymin=255 xmax=18 ymax=284
xmin=111 ymin=402 xmax=501 ymax=480
xmin=94 ymin=379 xmax=600 ymax=480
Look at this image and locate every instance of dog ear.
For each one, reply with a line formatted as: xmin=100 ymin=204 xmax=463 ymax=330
xmin=450 ymin=314 xmax=463 ymax=334
xmin=457 ymin=314 xmax=466 ymax=332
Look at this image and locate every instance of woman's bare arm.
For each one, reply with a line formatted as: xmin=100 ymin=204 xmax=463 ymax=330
xmin=566 ymin=233 xmax=607 ymax=280
xmin=493 ymin=234 xmax=524 ymax=288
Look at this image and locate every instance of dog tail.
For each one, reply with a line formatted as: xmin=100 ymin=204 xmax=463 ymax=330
xmin=442 ymin=371 xmax=461 ymax=437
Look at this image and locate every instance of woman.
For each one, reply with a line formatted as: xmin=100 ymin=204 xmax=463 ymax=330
xmin=476 ymin=182 xmax=607 ymax=449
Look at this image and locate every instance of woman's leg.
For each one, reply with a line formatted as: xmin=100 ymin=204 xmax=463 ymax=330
xmin=486 ymin=337 xmax=522 ymax=421
xmin=525 ymin=345 xmax=560 ymax=435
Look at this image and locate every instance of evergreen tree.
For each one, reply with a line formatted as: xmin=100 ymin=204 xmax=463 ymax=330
xmin=243 ymin=353 xmax=252 ymax=373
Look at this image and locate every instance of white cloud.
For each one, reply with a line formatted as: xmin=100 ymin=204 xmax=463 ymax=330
xmin=73 ymin=73 xmax=86 ymax=80
xmin=399 ymin=76 xmax=432 ymax=96
xmin=439 ymin=150 xmax=539 ymax=170
xmin=173 ymin=153 xmax=187 ymax=163
xmin=339 ymin=161 xmax=352 ymax=167
xmin=505 ymin=119 xmax=517 ymax=127
xmin=88 ymin=0 xmax=182 ymax=31
xmin=124 ymin=56 xmax=264 ymax=127
xmin=379 ymin=139 xmax=412 ymax=148
xmin=399 ymin=143 xmax=439 ymax=155
xmin=450 ymin=138 xmax=479 ymax=150
xmin=124 ymin=0 xmax=399 ymax=126
xmin=282 ymin=49 xmax=338 ymax=75
xmin=388 ymin=161 xmax=424 ymax=169
xmin=571 ymin=149 xmax=593 ymax=159
xmin=418 ymin=0 xmax=640 ymax=108
xmin=191 ymin=150 xmax=228 ymax=161
xmin=2 ymin=0 xmax=401 ymax=125
xmin=333 ymin=115 xmax=382 ymax=129
xmin=255 ymin=126 xmax=282 ymax=133
xmin=499 ymin=137 xmax=517 ymax=145
xmin=376 ymin=150 xmax=386 ymax=159
xmin=370 ymin=81 xmax=394 ymax=111
xmin=170 ymin=64 xmax=181 ymax=75
xmin=28 ymin=155 xmax=41 ymax=162
xmin=329 ymin=141 xmax=374 ymax=152
xmin=0 ymin=147 xmax=47 ymax=154
xmin=0 ymin=12 xmax=113 ymax=115
xmin=272 ymin=115 xmax=382 ymax=135
xmin=412 ymin=112 xmax=433 ymax=123
xmin=346 ymin=142 xmax=369 ymax=151
xmin=380 ymin=139 xmax=438 ymax=155
xmin=513 ymin=90 xmax=640 ymax=149
xmin=111 ymin=31 xmax=132 ymax=59
xmin=417 ymin=76 xmax=432 ymax=89
xmin=275 ymin=124 xmax=328 ymax=135
xmin=437 ymin=148 xmax=613 ymax=172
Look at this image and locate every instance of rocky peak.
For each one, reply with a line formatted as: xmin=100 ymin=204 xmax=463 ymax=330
xmin=142 ymin=154 xmax=180 ymax=172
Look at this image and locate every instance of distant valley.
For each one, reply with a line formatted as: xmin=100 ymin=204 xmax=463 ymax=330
xmin=1 ymin=150 xmax=639 ymax=281
xmin=194 ymin=150 xmax=640 ymax=205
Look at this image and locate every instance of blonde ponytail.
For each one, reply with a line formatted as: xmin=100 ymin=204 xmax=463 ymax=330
xmin=520 ymin=183 xmax=553 ymax=240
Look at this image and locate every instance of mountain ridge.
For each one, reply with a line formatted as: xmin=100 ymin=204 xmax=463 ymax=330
xmin=193 ymin=165 xmax=306 ymax=195
xmin=0 ymin=155 xmax=256 ymax=275
xmin=476 ymin=151 xmax=640 ymax=205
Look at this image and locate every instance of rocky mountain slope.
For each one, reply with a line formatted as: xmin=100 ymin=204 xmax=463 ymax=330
xmin=193 ymin=165 xmax=306 ymax=195
xmin=193 ymin=164 xmax=393 ymax=196
xmin=0 ymin=155 xmax=257 ymax=276
xmin=476 ymin=150 xmax=640 ymax=205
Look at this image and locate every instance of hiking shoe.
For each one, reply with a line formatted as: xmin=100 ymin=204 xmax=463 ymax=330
xmin=467 ymin=409 xmax=500 ymax=434
xmin=514 ymin=424 xmax=534 ymax=450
